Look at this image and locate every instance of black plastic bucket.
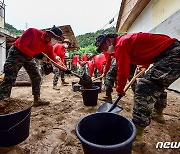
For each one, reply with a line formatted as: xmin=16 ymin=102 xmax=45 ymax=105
xmin=72 ymin=81 xmax=78 ymax=87
xmin=0 ymin=106 xmax=32 ymax=147
xmin=80 ymin=86 xmax=100 ymax=106
xmin=76 ymin=112 xmax=136 ymax=154
xmin=92 ymin=81 xmax=102 ymax=93
xmin=72 ymin=83 xmax=82 ymax=92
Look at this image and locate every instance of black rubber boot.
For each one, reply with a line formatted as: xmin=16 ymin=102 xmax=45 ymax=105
xmin=53 ymin=84 xmax=60 ymax=90
xmin=152 ymin=108 xmax=165 ymax=124
xmin=33 ymin=95 xmax=50 ymax=107
xmin=99 ymin=92 xmax=112 ymax=102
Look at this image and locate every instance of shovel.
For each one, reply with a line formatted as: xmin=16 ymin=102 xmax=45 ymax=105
xmin=92 ymin=76 xmax=103 ymax=82
xmin=41 ymin=53 xmax=93 ymax=88
xmin=97 ymin=68 xmax=146 ymax=113
xmin=72 ymin=72 xmax=93 ymax=88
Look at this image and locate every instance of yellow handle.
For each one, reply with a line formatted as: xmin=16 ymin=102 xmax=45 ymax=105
xmin=124 ymin=68 xmax=146 ymax=92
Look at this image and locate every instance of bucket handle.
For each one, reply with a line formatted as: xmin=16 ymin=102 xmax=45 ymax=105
xmin=80 ymin=86 xmax=99 ymax=94
xmin=81 ymin=89 xmax=85 ymax=94
xmin=0 ymin=111 xmax=31 ymax=133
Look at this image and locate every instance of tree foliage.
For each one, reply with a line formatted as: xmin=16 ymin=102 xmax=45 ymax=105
xmin=4 ymin=23 xmax=24 ymax=36
xmin=73 ymin=27 xmax=116 ymax=58
xmin=4 ymin=23 xmax=116 ymax=59
xmin=76 ymin=27 xmax=115 ymax=48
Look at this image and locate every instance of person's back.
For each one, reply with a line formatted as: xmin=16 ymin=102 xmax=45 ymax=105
xmin=72 ymin=55 xmax=79 ymax=65
xmin=81 ymin=54 xmax=88 ymax=62
xmin=115 ymin=32 xmax=177 ymax=65
xmin=86 ymin=60 xmax=95 ymax=77
xmin=53 ymin=43 xmax=66 ymax=64
xmin=93 ymin=54 xmax=106 ymax=75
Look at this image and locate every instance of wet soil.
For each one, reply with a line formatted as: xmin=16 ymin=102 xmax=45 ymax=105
xmin=0 ymin=74 xmax=179 ymax=154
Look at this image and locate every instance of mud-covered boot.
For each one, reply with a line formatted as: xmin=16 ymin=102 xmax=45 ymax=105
xmin=33 ymin=95 xmax=50 ymax=107
xmin=99 ymin=92 xmax=112 ymax=102
xmin=53 ymin=84 xmax=60 ymax=90
xmin=133 ymin=125 xmax=146 ymax=150
xmin=62 ymin=81 xmax=69 ymax=85
xmin=152 ymin=108 xmax=165 ymax=124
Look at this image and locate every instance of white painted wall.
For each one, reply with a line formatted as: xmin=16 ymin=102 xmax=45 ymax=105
xmin=150 ymin=10 xmax=180 ymax=40
xmin=128 ymin=1 xmax=153 ymax=33
xmin=150 ymin=10 xmax=180 ymax=92
xmin=127 ymin=0 xmax=180 ymax=92
xmin=0 ymin=36 xmax=6 ymax=75
xmin=128 ymin=0 xmax=180 ymax=33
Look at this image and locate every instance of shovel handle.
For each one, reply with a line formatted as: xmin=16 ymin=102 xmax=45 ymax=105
xmin=124 ymin=68 xmax=146 ymax=92
xmin=42 ymin=53 xmax=84 ymax=80
xmin=108 ymin=95 xmax=123 ymax=112
xmin=108 ymin=68 xmax=146 ymax=112
xmin=71 ymin=71 xmax=82 ymax=79
xmin=92 ymin=76 xmax=102 ymax=82
xmin=42 ymin=53 xmax=67 ymax=71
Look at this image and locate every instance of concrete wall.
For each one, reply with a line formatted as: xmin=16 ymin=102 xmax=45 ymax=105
xmin=0 ymin=3 xmax=4 ymax=28
xmin=150 ymin=10 xmax=180 ymax=40
xmin=127 ymin=0 xmax=180 ymax=92
xmin=128 ymin=0 xmax=180 ymax=33
xmin=0 ymin=36 xmax=6 ymax=74
xmin=150 ymin=10 xmax=180 ymax=92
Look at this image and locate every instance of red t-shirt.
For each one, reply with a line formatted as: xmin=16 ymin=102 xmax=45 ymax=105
xmin=93 ymin=54 xmax=106 ymax=74
xmin=80 ymin=54 xmax=88 ymax=66
xmin=114 ymin=32 xmax=177 ymax=93
xmin=13 ymin=28 xmax=58 ymax=63
xmin=81 ymin=54 xmax=88 ymax=62
xmin=72 ymin=55 xmax=79 ymax=65
xmin=53 ymin=44 xmax=66 ymax=64
xmin=103 ymin=51 xmax=114 ymax=74
xmin=86 ymin=61 xmax=95 ymax=77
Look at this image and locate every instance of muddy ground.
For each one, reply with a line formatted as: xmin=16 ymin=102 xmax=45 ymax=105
xmin=0 ymin=74 xmax=179 ymax=154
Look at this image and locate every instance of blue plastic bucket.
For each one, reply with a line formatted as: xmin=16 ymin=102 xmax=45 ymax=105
xmin=76 ymin=112 xmax=136 ymax=154
xmin=0 ymin=106 xmax=32 ymax=147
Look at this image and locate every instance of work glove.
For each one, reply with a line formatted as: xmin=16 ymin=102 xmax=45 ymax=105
xmin=64 ymin=69 xmax=72 ymax=74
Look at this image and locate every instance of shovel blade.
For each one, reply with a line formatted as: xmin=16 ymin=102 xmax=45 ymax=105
xmin=78 ymin=73 xmax=92 ymax=88
xmin=97 ymin=102 xmax=123 ymax=114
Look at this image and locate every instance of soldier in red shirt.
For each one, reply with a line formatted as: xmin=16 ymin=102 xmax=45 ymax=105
xmin=79 ymin=52 xmax=89 ymax=75
xmin=71 ymin=53 xmax=80 ymax=73
xmin=87 ymin=53 xmax=106 ymax=77
xmin=0 ymin=26 xmax=71 ymax=107
xmin=81 ymin=53 xmax=88 ymax=62
xmin=93 ymin=54 xmax=106 ymax=76
xmin=95 ymin=33 xmax=180 ymax=148
xmin=52 ymin=39 xmax=71 ymax=90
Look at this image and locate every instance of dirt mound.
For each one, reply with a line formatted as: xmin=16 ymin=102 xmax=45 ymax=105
xmin=0 ymin=98 xmax=32 ymax=115
xmin=0 ymin=74 xmax=179 ymax=154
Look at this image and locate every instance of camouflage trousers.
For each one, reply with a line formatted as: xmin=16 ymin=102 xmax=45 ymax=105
xmin=104 ymin=58 xmax=118 ymax=92
xmin=53 ymin=66 xmax=65 ymax=86
xmin=133 ymin=41 xmax=180 ymax=127
xmin=0 ymin=46 xmax=41 ymax=99
xmin=104 ymin=59 xmax=137 ymax=93
xmin=79 ymin=65 xmax=88 ymax=76
xmin=71 ymin=64 xmax=77 ymax=73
